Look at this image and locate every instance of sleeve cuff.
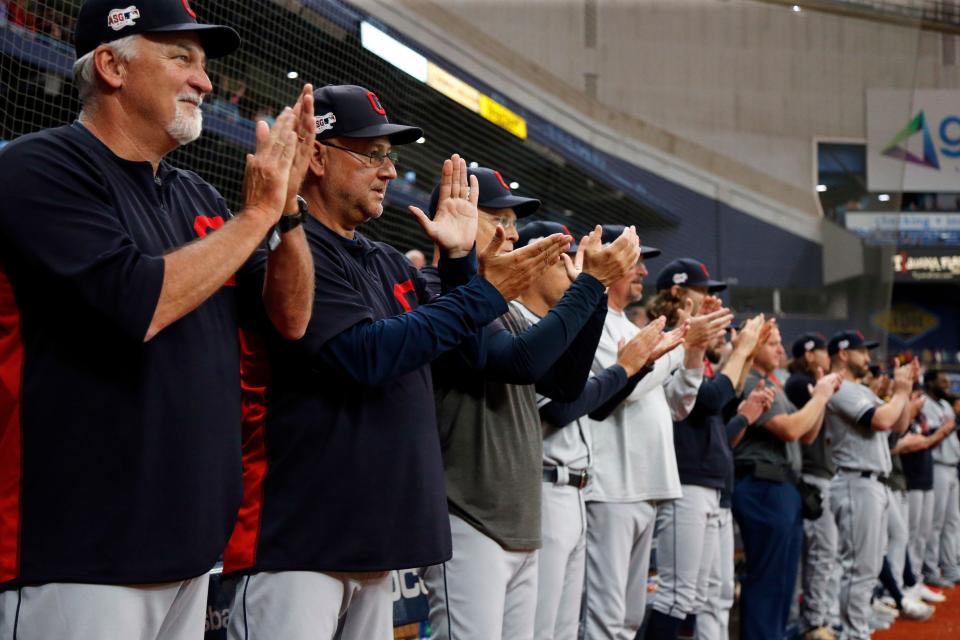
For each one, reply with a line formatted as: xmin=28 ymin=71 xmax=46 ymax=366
xmin=438 ymin=246 xmax=477 ymax=289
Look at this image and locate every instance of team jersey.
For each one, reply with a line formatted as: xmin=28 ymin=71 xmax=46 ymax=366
xmin=0 ymin=123 xmax=256 ymax=589
xmin=223 ymin=219 xmax=505 ymax=573
xmin=825 ymin=380 xmax=889 ymax=474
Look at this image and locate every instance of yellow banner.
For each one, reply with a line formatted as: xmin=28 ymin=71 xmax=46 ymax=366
xmin=479 ymin=95 xmax=528 ymax=140
xmin=427 ymin=63 xmax=480 ymax=113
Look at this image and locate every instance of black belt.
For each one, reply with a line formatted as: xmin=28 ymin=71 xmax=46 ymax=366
xmin=543 ymin=466 xmax=589 ymax=489
xmin=734 ymin=461 xmax=792 ymax=484
xmin=839 ymin=467 xmax=888 ymax=482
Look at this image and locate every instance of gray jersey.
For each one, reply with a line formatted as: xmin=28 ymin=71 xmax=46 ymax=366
xmin=826 ymin=380 xmax=889 ymax=474
xmin=513 ymin=301 xmax=591 ymax=471
xmin=733 ymin=371 xmax=797 ymax=470
xmin=925 ymin=396 xmax=960 ymax=466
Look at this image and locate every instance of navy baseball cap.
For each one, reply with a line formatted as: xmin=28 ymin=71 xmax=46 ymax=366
xmin=75 ymin=0 xmax=240 ymax=59
xmin=599 ymin=224 xmax=660 ymax=257
xmin=655 ymin=258 xmax=726 ymax=292
xmin=428 ymin=167 xmax=540 ymax=218
xmin=516 ymin=221 xmax=577 ymax=251
xmin=313 ymin=85 xmax=422 ymax=145
xmin=827 ymin=330 xmax=879 ymax=356
xmin=791 ymin=332 xmax=827 ymax=359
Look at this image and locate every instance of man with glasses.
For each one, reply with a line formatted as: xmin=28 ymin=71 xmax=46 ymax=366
xmin=222 ymin=85 xmax=570 ymax=640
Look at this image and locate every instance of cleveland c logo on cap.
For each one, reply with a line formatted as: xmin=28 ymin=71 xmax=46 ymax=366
xmin=181 ymin=0 xmax=197 ymax=18
xmin=367 ymin=92 xmax=386 ymax=116
xmin=493 ymin=171 xmax=510 ymax=190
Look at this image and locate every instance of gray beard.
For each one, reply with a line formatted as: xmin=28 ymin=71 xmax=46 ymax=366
xmin=166 ymin=102 xmax=203 ymax=145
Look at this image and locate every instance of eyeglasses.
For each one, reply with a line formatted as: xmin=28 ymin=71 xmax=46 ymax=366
xmin=321 ymin=142 xmax=398 ymax=168
xmin=480 ymin=212 xmax=518 ymax=229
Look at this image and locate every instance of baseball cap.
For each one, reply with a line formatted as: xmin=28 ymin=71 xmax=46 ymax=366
xmin=516 ymin=220 xmax=577 ymax=251
xmin=791 ymin=332 xmax=827 ymax=359
xmin=75 ymin=0 xmax=241 ymax=59
xmin=655 ymin=258 xmax=727 ymax=293
xmin=313 ymin=85 xmax=422 ymax=145
xmin=428 ymin=167 xmax=540 ymax=218
xmin=599 ymin=224 xmax=660 ymax=258
xmin=827 ymin=330 xmax=879 ymax=356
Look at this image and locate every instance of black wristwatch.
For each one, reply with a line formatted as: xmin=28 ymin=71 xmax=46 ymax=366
xmin=268 ymin=196 xmax=308 ymax=251
xmin=278 ymin=195 xmax=308 ymax=233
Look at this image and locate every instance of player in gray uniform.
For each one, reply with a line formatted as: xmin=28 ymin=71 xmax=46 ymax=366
xmin=825 ymin=331 xmax=918 ymax=640
xmin=509 ymin=222 xmax=680 ymax=640
xmin=922 ymin=369 xmax=960 ymax=585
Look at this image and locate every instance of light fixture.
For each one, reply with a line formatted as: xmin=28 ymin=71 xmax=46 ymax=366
xmin=878 ymin=194 xmax=891 ymax=202
xmin=816 ymin=184 xmax=827 ymax=192
xmin=416 ymin=137 xmax=426 ymax=144
xmin=286 ymin=71 xmax=299 ymax=80
xmin=792 ymin=4 xmax=801 ymax=12
xmin=509 ymin=181 xmax=520 ymax=190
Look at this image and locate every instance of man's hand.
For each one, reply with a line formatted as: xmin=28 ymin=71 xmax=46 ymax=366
xmin=647 ymin=321 xmax=688 ymax=364
xmin=479 ymin=226 xmax=571 ymax=301
xmin=283 ymin=84 xmax=316 ymax=212
xmin=892 ymin=362 xmax=914 ymax=394
xmin=739 ymin=381 xmax=775 ymax=425
xmin=700 ymin=295 xmax=724 ymax=316
xmin=243 ymin=107 xmax=298 ymax=225
xmin=561 ymin=227 xmax=599 ymax=283
xmin=616 ymin=317 xmax=666 ymax=377
xmin=733 ymin=314 xmax=765 ymax=354
xmin=810 ymin=372 xmax=842 ymax=401
xmin=408 ymin=155 xmax=480 ymax=259
xmin=684 ymin=307 xmax=734 ymax=349
xmin=579 ymin=225 xmax=641 ymax=287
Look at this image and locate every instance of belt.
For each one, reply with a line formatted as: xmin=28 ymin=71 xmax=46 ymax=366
xmin=543 ymin=466 xmax=589 ymax=489
xmin=734 ymin=461 xmax=792 ymax=484
xmin=839 ymin=467 xmax=888 ymax=482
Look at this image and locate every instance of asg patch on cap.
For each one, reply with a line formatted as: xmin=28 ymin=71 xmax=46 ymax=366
xmin=107 ymin=5 xmax=141 ymax=30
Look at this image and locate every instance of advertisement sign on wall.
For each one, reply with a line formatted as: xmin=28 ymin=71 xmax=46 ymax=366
xmin=867 ymin=90 xmax=960 ymax=192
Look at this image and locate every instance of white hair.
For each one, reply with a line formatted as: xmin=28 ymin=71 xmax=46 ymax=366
xmin=73 ymin=35 xmax=140 ymax=109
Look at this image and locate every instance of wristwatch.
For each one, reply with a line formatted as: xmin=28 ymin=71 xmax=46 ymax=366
xmin=268 ymin=196 xmax=308 ymax=251
xmin=278 ymin=195 xmax=308 ymax=233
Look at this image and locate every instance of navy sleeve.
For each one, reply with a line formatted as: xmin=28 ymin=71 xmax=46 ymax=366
xmin=693 ymin=375 xmax=738 ymax=416
xmin=784 ymin=375 xmax=813 ymax=409
xmin=481 ymin=274 xmax=606 ymax=384
xmin=313 ymin=275 xmax=507 ymax=386
xmin=725 ymin=415 xmax=749 ymax=441
xmin=418 ymin=249 xmax=487 ymax=369
xmin=539 ymin=365 xmax=628 ymax=428
xmin=858 ymin=407 xmax=877 ymax=430
xmin=0 ymin=134 xmax=164 ymax=341
xmin=535 ymin=294 xmax=609 ymax=401
xmin=588 ymin=365 xmax=654 ymax=421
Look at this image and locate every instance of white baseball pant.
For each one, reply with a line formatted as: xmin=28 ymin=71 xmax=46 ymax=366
xmin=831 ymin=473 xmax=889 ymax=640
xmin=583 ymin=500 xmax=657 ymax=640
xmin=886 ymin=489 xmax=910 ymax=591
xmin=534 ymin=482 xmax=586 ymax=640
xmin=907 ymin=488 xmax=934 ymax=583
xmin=650 ymin=486 xmax=720 ymax=621
xmin=227 ymin=570 xmax=392 ymax=640
xmin=800 ymin=474 xmax=839 ymax=630
xmin=421 ymin=514 xmax=538 ymax=640
xmin=696 ymin=507 xmax=734 ymax=640
xmin=0 ymin=576 xmax=208 ymax=640
xmin=924 ymin=463 xmax=960 ymax=580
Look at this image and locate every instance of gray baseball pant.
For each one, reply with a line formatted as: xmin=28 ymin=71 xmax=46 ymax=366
xmin=695 ymin=507 xmax=734 ymax=640
xmin=650 ymin=485 xmax=721 ymax=621
xmin=886 ymin=489 xmax=910 ymax=591
xmin=534 ymin=482 xmax=586 ymax=640
xmin=0 ymin=576 xmax=208 ymax=640
xmin=924 ymin=463 xmax=960 ymax=580
xmin=831 ymin=472 xmax=889 ymax=640
xmin=227 ymin=570 xmax=392 ymax=640
xmin=800 ymin=474 xmax=839 ymax=630
xmin=421 ymin=514 xmax=538 ymax=640
xmin=907 ymin=488 xmax=934 ymax=584
xmin=583 ymin=500 xmax=657 ymax=640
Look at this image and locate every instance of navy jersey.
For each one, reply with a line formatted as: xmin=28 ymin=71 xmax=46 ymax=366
xmin=223 ymin=218 xmax=505 ymax=574
xmin=0 ymin=123 xmax=256 ymax=589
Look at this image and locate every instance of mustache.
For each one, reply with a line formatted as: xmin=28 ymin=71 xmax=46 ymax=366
xmin=176 ymin=93 xmax=203 ymax=107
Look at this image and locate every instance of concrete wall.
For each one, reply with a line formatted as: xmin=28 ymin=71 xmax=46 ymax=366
xmin=367 ymin=0 xmax=960 ymax=212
